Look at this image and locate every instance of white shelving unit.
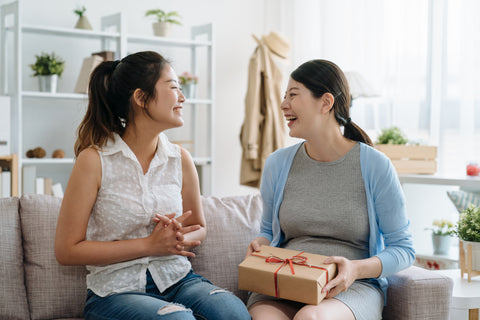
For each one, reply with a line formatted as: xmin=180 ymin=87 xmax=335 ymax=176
xmin=399 ymin=174 xmax=480 ymax=192
xmin=400 ymin=174 xmax=480 ymax=269
xmin=0 ymin=0 xmax=214 ymax=195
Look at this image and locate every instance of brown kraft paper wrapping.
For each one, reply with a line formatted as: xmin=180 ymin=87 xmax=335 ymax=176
xmin=238 ymin=245 xmax=337 ymax=305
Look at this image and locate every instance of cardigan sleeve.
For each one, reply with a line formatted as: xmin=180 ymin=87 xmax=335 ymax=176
xmin=367 ymin=150 xmax=415 ymax=277
xmin=257 ymin=154 xmax=276 ymax=242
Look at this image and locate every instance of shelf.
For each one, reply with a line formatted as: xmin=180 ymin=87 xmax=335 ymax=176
xmin=399 ymin=174 xmax=480 ymax=190
xmin=17 ymin=24 xmax=120 ymax=39
xmin=416 ymin=245 xmax=459 ymax=263
xmin=22 ymin=158 xmax=74 ymax=165
xmin=2 ymin=1 xmax=214 ymax=194
xmin=185 ymin=98 xmax=213 ymax=105
xmin=193 ymin=157 xmax=212 ymax=166
xmin=22 ymin=91 xmax=88 ymax=100
xmin=127 ymin=34 xmax=212 ymax=47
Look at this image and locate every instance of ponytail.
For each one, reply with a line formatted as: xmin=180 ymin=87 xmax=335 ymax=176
xmin=344 ymin=121 xmax=373 ymax=147
xmin=75 ymin=61 xmax=123 ymax=156
xmin=334 ymin=106 xmax=373 ymax=147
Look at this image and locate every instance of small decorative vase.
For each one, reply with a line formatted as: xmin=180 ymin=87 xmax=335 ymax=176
xmin=182 ymin=83 xmax=196 ymax=99
xmin=75 ymin=16 xmax=93 ymax=30
xmin=152 ymin=22 xmax=171 ymax=37
xmin=432 ymin=234 xmax=451 ymax=255
xmin=38 ymin=74 xmax=58 ymax=93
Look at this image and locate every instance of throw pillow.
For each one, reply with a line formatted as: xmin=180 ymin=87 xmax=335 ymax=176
xmin=20 ymin=194 xmax=87 ymax=320
xmin=0 ymin=197 xmax=30 ymax=320
xmin=446 ymin=190 xmax=480 ymax=213
xmin=190 ymin=194 xmax=262 ymax=303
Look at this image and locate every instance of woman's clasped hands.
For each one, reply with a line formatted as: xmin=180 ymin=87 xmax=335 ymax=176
xmin=150 ymin=210 xmax=201 ymax=258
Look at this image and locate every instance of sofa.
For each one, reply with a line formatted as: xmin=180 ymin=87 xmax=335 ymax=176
xmin=1 ymin=194 xmax=453 ymax=320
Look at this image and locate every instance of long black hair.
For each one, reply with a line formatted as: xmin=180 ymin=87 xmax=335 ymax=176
xmin=291 ymin=59 xmax=373 ymax=146
xmin=75 ymin=51 xmax=169 ymax=156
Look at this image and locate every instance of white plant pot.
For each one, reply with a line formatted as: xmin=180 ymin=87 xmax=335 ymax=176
xmin=38 ymin=75 xmax=58 ymax=93
xmin=462 ymin=240 xmax=480 ymax=270
xmin=182 ymin=83 xmax=197 ymax=99
xmin=152 ymin=22 xmax=171 ymax=37
xmin=75 ymin=16 xmax=93 ymax=30
xmin=432 ymin=234 xmax=451 ymax=255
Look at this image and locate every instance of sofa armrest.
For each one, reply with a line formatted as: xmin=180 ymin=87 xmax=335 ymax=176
xmin=382 ymin=266 xmax=453 ymax=320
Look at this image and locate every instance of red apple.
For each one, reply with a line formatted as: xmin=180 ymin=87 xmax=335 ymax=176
xmin=466 ymin=163 xmax=480 ymax=176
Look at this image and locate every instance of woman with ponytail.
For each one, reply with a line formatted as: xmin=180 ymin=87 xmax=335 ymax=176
xmin=246 ymin=60 xmax=414 ymax=320
xmin=55 ymin=51 xmax=250 ymax=320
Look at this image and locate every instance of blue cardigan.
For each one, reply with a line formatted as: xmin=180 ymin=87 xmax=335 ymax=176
xmin=257 ymin=142 xmax=415 ymax=296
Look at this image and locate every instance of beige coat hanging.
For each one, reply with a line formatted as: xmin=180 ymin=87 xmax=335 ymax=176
xmin=240 ymin=33 xmax=289 ymax=187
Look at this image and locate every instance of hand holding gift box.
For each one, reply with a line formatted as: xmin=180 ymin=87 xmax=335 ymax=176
xmin=238 ymin=245 xmax=337 ymax=305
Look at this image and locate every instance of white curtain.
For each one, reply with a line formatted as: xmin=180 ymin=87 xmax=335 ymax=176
xmin=268 ymin=0 xmax=480 ymax=176
xmin=440 ymin=0 xmax=480 ymax=175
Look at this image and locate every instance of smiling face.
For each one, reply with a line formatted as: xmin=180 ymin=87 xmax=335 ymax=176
xmin=139 ymin=63 xmax=186 ymax=131
xmin=281 ymin=77 xmax=325 ymax=140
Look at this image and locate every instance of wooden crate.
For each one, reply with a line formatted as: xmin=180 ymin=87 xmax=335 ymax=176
xmin=375 ymin=145 xmax=437 ymax=174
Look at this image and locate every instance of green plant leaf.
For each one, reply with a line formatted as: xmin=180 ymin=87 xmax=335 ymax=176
xmin=74 ymin=6 xmax=86 ymax=17
xmin=145 ymin=8 xmax=182 ymax=25
xmin=29 ymin=52 xmax=65 ymax=77
xmin=456 ymin=205 xmax=480 ymax=242
xmin=376 ymin=126 xmax=408 ymax=144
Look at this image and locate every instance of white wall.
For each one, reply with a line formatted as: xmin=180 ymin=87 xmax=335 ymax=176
xmin=3 ymin=0 xmax=287 ymax=196
xmin=3 ymin=0 xmax=468 ymax=257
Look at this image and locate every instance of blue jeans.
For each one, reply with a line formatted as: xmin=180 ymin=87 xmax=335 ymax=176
xmin=84 ymin=270 xmax=251 ymax=320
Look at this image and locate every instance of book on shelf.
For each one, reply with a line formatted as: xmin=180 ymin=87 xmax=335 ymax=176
xmin=74 ymin=55 xmax=104 ymax=94
xmin=22 ymin=165 xmax=61 ymax=197
xmin=34 ymin=177 xmax=53 ymax=195
xmin=35 ymin=177 xmax=44 ymax=194
xmin=44 ymin=178 xmax=53 ymax=196
xmin=22 ymin=165 xmax=36 ymax=195
xmin=52 ymin=183 xmax=64 ymax=198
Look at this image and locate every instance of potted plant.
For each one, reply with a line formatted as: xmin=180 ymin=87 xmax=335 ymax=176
xmin=179 ymin=71 xmax=198 ymax=98
xmin=375 ymin=126 xmax=409 ymax=145
xmin=456 ymin=205 xmax=480 ymax=280
xmin=145 ymin=9 xmax=182 ymax=37
xmin=29 ymin=52 xmax=65 ymax=93
xmin=375 ymin=126 xmax=437 ymax=174
xmin=425 ymin=219 xmax=455 ymax=255
xmin=73 ymin=6 xmax=92 ymax=30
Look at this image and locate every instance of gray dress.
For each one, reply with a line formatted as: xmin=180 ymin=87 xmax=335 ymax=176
xmin=247 ymin=143 xmax=383 ymax=320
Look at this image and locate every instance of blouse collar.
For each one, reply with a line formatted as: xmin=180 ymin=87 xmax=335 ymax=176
xmin=101 ymin=132 xmax=178 ymax=167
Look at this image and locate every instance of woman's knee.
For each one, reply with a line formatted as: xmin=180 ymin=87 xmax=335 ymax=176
xmin=202 ymin=291 xmax=250 ymax=320
xmin=293 ymin=301 xmax=355 ymax=320
xmin=85 ymin=292 xmax=195 ymax=320
xmin=157 ymin=304 xmax=195 ymax=319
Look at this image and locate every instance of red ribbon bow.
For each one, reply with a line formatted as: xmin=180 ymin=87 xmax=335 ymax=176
xmin=252 ymin=251 xmax=330 ymax=298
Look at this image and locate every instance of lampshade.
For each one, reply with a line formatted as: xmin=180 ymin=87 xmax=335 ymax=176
xmin=345 ymin=71 xmax=380 ymax=99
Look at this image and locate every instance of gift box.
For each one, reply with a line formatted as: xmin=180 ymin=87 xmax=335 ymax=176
xmin=238 ymin=245 xmax=337 ymax=305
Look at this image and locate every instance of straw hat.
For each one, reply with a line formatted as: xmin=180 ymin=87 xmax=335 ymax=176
xmin=262 ymin=31 xmax=290 ymax=59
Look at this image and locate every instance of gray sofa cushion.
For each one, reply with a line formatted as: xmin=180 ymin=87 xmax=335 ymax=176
xmin=0 ymin=197 xmax=30 ymax=320
xmin=190 ymin=194 xmax=262 ymax=303
xmin=20 ymin=194 xmax=87 ymax=320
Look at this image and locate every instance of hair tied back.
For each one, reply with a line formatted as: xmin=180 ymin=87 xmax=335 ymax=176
xmin=111 ymin=60 xmax=121 ymax=71
xmin=336 ymin=114 xmax=351 ymax=126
